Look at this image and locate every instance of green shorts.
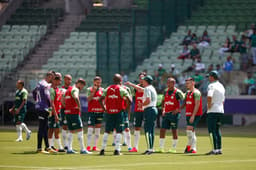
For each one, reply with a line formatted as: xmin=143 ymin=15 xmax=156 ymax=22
xmin=144 ymin=107 xmax=158 ymax=133
xmin=123 ymin=112 xmax=129 ymax=129
xmin=161 ymin=112 xmax=181 ymax=130
xmin=60 ymin=109 xmax=68 ymax=126
xmin=105 ymin=112 xmax=124 ymax=133
xmin=48 ymin=115 xmax=60 ymax=129
xmin=87 ymin=112 xmax=104 ymax=126
xmin=186 ymin=116 xmax=201 ymax=128
xmin=66 ymin=114 xmax=83 ymax=131
xmin=14 ymin=112 xmax=25 ymax=124
xmin=134 ymin=111 xmax=144 ymax=128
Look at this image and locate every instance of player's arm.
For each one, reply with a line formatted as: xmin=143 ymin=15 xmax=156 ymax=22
xmin=87 ymin=86 xmax=97 ymax=102
xmin=161 ymin=90 xmax=166 ymax=116
xmin=207 ymin=85 xmax=214 ymax=110
xmin=99 ymin=88 xmax=107 ymax=112
xmin=190 ymin=91 xmax=201 ymax=123
xmin=50 ymin=88 xmax=59 ymax=122
xmin=61 ymin=93 xmax=66 ymax=108
xmin=72 ymin=88 xmax=81 ymax=112
xmin=125 ymin=81 xmax=144 ymax=92
xmin=174 ymin=90 xmax=184 ymax=114
xmin=180 ymin=92 xmax=187 ymax=110
xmin=121 ymin=87 xmax=132 ymax=119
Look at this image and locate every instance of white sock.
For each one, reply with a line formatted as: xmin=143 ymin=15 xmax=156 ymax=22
xmin=16 ymin=125 xmax=22 ymax=139
xmin=61 ymin=129 xmax=68 ymax=148
xmin=125 ymin=130 xmax=132 ymax=148
xmin=186 ymin=130 xmax=193 ymax=146
xmin=134 ymin=130 xmax=140 ymax=149
xmin=56 ymin=138 xmax=63 ymax=150
xmin=94 ymin=128 xmax=100 ymax=147
xmin=115 ymin=133 xmax=122 ymax=151
xmin=112 ymin=130 xmax=116 ymax=144
xmin=101 ymin=132 xmax=109 ymax=150
xmin=159 ymin=138 xmax=165 ymax=149
xmin=87 ymin=127 xmax=93 ymax=147
xmin=49 ymin=138 xmax=54 ymax=147
xmin=172 ymin=139 xmax=178 ymax=149
xmin=67 ymin=132 xmax=73 ymax=151
xmin=77 ymin=131 xmax=85 ymax=151
xmin=21 ymin=123 xmax=30 ymax=133
xmin=123 ymin=131 xmax=127 ymax=144
xmin=191 ymin=131 xmax=197 ymax=151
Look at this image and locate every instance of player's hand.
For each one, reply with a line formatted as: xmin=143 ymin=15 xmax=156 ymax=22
xmin=189 ymin=115 xmax=195 ymax=124
xmin=55 ymin=116 xmax=59 ymax=123
xmin=162 ymin=110 xmax=165 ymax=116
xmin=124 ymin=81 xmax=132 ymax=86
xmin=15 ymin=109 xmax=20 ymax=115
xmin=172 ymin=109 xmax=180 ymax=115
xmin=9 ymin=108 xmax=14 ymax=114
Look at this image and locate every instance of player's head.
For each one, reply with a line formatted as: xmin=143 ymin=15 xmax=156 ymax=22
xmin=113 ymin=74 xmax=122 ymax=84
xmin=53 ymin=72 xmax=62 ymax=86
xmin=16 ymin=80 xmax=24 ymax=90
xmin=45 ymin=71 xmax=54 ymax=83
xmin=185 ymin=77 xmax=195 ymax=90
xmin=75 ymin=78 xmax=86 ymax=90
xmin=64 ymin=74 xmax=72 ymax=86
xmin=167 ymin=77 xmax=176 ymax=89
xmin=93 ymin=76 xmax=102 ymax=88
xmin=141 ymin=75 xmax=153 ymax=87
xmin=138 ymin=72 xmax=147 ymax=85
xmin=207 ymin=70 xmax=218 ymax=82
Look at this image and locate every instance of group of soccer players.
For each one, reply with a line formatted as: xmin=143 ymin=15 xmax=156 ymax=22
xmin=10 ymin=69 xmax=225 ymax=155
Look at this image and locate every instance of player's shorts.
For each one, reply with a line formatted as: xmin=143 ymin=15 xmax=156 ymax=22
xmin=48 ymin=115 xmax=60 ymax=129
xmin=14 ymin=112 xmax=25 ymax=124
xmin=105 ymin=111 xmax=124 ymax=133
xmin=134 ymin=111 xmax=144 ymax=128
xmin=161 ymin=112 xmax=181 ymax=130
xmin=66 ymin=114 xmax=83 ymax=131
xmin=144 ymin=107 xmax=158 ymax=132
xmin=87 ymin=112 xmax=104 ymax=126
xmin=123 ymin=111 xmax=129 ymax=129
xmin=60 ymin=109 xmax=68 ymax=126
xmin=186 ymin=116 xmax=201 ymax=128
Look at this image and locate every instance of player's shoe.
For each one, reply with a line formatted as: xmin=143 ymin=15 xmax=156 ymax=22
xmin=216 ymin=150 xmax=223 ymax=155
xmin=64 ymin=146 xmax=68 ymax=150
xmin=51 ymin=146 xmax=58 ymax=151
xmin=142 ymin=150 xmax=149 ymax=155
xmin=206 ymin=150 xmax=216 ymax=155
xmin=26 ymin=131 xmax=32 ymax=140
xmin=112 ymin=142 xmax=115 ymax=146
xmin=128 ymin=147 xmax=132 ymax=151
xmin=188 ymin=149 xmax=197 ymax=154
xmin=92 ymin=146 xmax=100 ymax=151
xmin=129 ymin=147 xmax=138 ymax=152
xmin=99 ymin=149 xmax=105 ymax=155
xmin=16 ymin=138 xmax=23 ymax=142
xmin=168 ymin=149 xmax=177 ymax=153
xmin=155 ymin=148 xmax=165 ymax=153
xmin=46 ymin=147 xmax=57 ymax=154
xmin=36 ymin=149 xmax=49 ymax=154
xmin=122 ymin=143 xmax=127 ymax=146
xmin=184 ymin=145 xmax=191 ymax=153
xmin=86 ymin=146 xmax=91 ymax=151
xmin=145 ymin=151 xmax=154 ymax=155
xmin=113 ymin=150 xmax=122 ymax=155
xmin=58 ymin=149 xmax=66 ymax=153
xmin=67 ymin=150 xmax=77 ymax=154
xmin=80 ymin=150 xmax=92 ymax=154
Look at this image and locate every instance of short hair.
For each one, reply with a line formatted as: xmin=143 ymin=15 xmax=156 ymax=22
xmin=168 ymin=77 xmax=176 ymax=83
xmin=76 ymin=78 xmax=86 ymax=85
xmin=17 ymin=80 xmax=24 ymax=87
xmin=64 ymin=74 xmax=72 ymax=80
xmin=94 ymin=76 xmax=102 ymax=82
xmin=138 ymin=72 xmax=147 ymax=77
xmin=54 ymin=72 xmax=62 ymax=80
xmin=185 ymin=77 xmax=194 ymax=82
xmin=46 ymin=71 xmax=54 ymax=77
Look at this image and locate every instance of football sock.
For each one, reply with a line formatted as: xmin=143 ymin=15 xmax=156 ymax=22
xmin=87 ymin=127 xmax=93 ymax=147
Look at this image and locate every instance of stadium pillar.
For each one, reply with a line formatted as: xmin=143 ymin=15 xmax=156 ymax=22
xmin=118 ymin=25 xmax=121 ymax=73
xmin=131 ymin=9 xmax=136 ymax=71
xmin=146 ymin=0 xmax=151 ymax=58
xmin=1 ymin=103 xmax=4 ymax=125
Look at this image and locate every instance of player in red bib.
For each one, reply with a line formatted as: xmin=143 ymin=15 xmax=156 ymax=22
xmin=180 ymin=77 xmax=203 ymax=154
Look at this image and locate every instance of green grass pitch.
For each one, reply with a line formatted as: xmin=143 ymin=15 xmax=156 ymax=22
xmin=0 ymin=126 xmax=256 ymax=170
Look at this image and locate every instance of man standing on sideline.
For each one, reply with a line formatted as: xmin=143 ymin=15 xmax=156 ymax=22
xmin=180 ymin=77 xmax=203 ymax=154
xmin=64 ymin=78 xmax=91 ymax=154
xmin=33 ymin=71 xmax=56 ymax=153
xmin=99 ymin=74 xmax=132 ymax=156
xmin=9 ymin=80 xmax=31 ymax=142
xmin=157 ymin=78 xmax=184 ymax=153
xmin=129 ymin=72 xmax=146 ymax=152
xmin=125 ymin=75 xmax=158 ymax=155
xmin=206 ymin=71 xmax=225 ymax=155
xmin=86 ymin=76 xmax=104 ymax=152
xmin=59 ymin=74 xmax=72 ymax=150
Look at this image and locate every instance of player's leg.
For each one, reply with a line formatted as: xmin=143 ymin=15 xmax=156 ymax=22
xmin=158 ymin=113 xmax=169 ymax=152
xmin=86 ymin=112 xmax=94 ymax=151
xmin=123 ymin=112 xmax=131 ymax=150
xmin=169 ymin=113 xmax=180 ymax=153
xmin=75 ymin=115 xmax=90 ymax=154
xmin=54 ymin=119 xmax=64 ymax=152
xmin=215 ymin=113 xmax=223 ymax=154
xmin=185 ymin=116 xmax=194 ymax=153
xmin=48 ymin=116 xmax=55 ymax=149
xmin=130 ymin=112 xmax=143 ymax=152
xmin=20 ymin=112 xmax=31 ymax=140
xmin=190 ymin=116 xmax=201 ymax=153
xmin=66 ymin=114 xmax=75 ymax=153
xmin=93 ymin=113 xmax=103 ymax=151
xmin=60 ymin=109 xmax=68 ymax=150
xmin=15 ymin=114 xmax=23 ymax=141
xmin=114 ymin=112 xmax=124 ymax=155
xmin=100 ymin=114 xmax=112 ymax=155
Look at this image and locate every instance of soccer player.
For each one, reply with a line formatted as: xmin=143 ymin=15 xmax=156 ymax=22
xmin=64 ymin=78 xmax=91 ymax=154
xmin=206 ymin=71 xmax=225 ymax=155
xmin=9 ymin=80 xmax=31 ymax=142
xmin=48 ymin=73 xmax=65 ymax=152
xmin=33 ymin=71 xmax=56 ymax=153
xmin=129 ymin=72 xmax=146 ymax=152
xmin=59 ymin=74 xmax=72 ymax=150
xmin=86 ymin=76 xmax=104 ymax=152
xmin=157 ymin=78 xmax=184 ymax=153
xmin=99 ymin=74 xmax=132 ymax=156
xmin=180 ymin=77 xmax=203 ymax=154
xmin=126 ymin=75 xmax=158 ymax=155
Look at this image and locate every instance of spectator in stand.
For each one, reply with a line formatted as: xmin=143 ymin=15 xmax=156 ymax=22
xmin=250 ymin=29 xmax=256 ymax=66
xmin=198 ymin=30 xmax=211 ymax=48
xmin=223 ymin=56 xmax=234 ymax=84
xmin=218 ymin=37 xmax=231 ymax=58
xmin=206 ymin=64 xmax=214 ymax=74
xmin=229 ymin=35 xmax=240 ymax=53
xmin=243 ymin=72 xmax=256 ymax=95
xmin=239 ymin=35 xmax=248 ymax=70
xmin=169 ymin=64 xmax=180 ymax=79
xmin=182 ymin=30 xmax=192 ymax=45
xmin=192 ymin=71 xmax=204 ymax=89
xmin=244 ymin=24 xmax=255 ymax=40
xmin=194 ymin=58 xmax=205 ymax=73
xmin=178 ymin=45 xmax=190 ymax=62
xmin=189 ymin=43 xmax=201 ymax=62
xmin=158 ymin=64 xmax=166 ymax=78
xmin=216 ymin=64 xmax=223 ymax=77
xmin=177 ymin=73 xmax=188 ymax=90
xmin=191 ymin=33 xmax=199 ymax=44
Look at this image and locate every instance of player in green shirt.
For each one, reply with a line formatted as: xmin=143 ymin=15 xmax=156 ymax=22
xmin=9 ymin=80 xmax=31 ymax=142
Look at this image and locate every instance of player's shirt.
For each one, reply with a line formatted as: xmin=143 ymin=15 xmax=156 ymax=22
xmin=50 ymin=87 xmax=62 ymax=115
xmin=102 ymin=84 xmax=129 ymax=114
xmin=87 ymin=87 xmax=104 ymax=113
xmin=59 ymin=85 xmax=70 ymax=109
xmin=163 ymin=87 xmax=184 ymax=113
xmin=142 ymin=85 xmax=157 ymax=109
xmin=185 ymin=88 xmax=203 ymax=116
xmin=207 ymin=81 xmax=225 ymax=113
xmin=15 ymin=88 xmax=28 ymax=113
xmin=135 ymin=84 xmax=144 ymax=112
xmin=33 ymin=79 xmax=51 ymax=112
xmin=122 ymin=85 xmax=132 ymax=110
xmin=65 ymin=86 xmax=80 ymax=115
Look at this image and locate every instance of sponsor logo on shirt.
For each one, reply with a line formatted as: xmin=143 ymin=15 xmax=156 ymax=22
xmin=186 ymin=101 xmax=192 ymax=105
xmin=92 ymin=96 xmax=100 ymax=101
xmin=108 ymin=94 xmax=118 ymax=99
xmin=165 ymin=101 xmax=174 ymax=105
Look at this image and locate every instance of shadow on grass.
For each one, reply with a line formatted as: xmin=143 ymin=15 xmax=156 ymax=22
xmin=0 ymin=139 xmax=15 ymax=142
xmin=12 ymin=151 xmax=38 ymax=154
